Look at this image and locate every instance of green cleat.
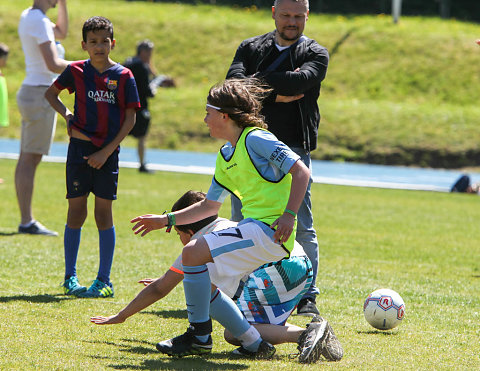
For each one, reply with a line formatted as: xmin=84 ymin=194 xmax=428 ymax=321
xmin=62 ymin=276 xmax=86 ymax=296
xmin=77 ymin=279 xmax=114 ymax=298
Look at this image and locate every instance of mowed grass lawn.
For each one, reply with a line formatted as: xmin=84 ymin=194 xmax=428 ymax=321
xmin=0 ymin=158 xmax=479 ymax=370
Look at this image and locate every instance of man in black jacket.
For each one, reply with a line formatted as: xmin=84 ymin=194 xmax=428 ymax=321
xmin=226 ymin=0 xmax=329 ymax=316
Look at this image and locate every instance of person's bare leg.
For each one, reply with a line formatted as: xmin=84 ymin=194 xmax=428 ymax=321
xmin=67 ymin=196 xmax=88 ymax=228
xmin=137 ymin=136 xmax=146 ymax=167
xmin=94 ymin=197 xmax=113 ymax=231
xmin=15 ymin=152 xmax=42 ymax=225
xmin=224 ymin=322 xmax=304 ymax=346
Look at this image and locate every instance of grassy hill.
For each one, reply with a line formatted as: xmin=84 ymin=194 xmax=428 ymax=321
xmin=1 ymin=0 xmax=480 ymax=167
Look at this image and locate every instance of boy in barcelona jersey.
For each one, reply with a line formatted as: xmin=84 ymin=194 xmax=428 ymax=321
xmin=45 ymin=16 xmax=140 ymax=298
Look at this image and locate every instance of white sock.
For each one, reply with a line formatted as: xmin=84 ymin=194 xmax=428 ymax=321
xmin=20 ymin=220 xmax=35 ymax=228
xmin=237 ymin=326 xmax=262 ymax=351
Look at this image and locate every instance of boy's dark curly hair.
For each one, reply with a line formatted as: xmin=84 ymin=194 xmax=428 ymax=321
xmin=82 ymin=16 xmax=114 ymax=42
xmin=171 ymin=191 xmax=218 ymax=234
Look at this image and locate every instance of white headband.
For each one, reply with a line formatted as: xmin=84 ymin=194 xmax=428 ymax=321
xmin=206 ymin=103 xmax=222 ymax=111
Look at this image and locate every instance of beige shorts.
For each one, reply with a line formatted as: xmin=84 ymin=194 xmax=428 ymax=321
xmin=17 ymin=84 xmax=57 ymax=155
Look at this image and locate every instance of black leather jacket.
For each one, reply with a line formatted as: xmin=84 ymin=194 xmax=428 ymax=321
xmin=227 ymin=31 xmax=329 ymax=151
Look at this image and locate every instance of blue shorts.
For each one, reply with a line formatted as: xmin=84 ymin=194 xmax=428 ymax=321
xmin=66 ymin=138 xmax=119 ymax=200
xmin=236 ymin=255 xmax=313 ymax=325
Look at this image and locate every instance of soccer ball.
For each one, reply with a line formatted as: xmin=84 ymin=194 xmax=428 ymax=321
xmin=363 ymin=288 xmax=405 ymax=330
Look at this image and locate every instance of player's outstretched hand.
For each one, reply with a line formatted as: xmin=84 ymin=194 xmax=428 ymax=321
xmin=139 ymin=278 xmax=155 ymax=286
xmin=271 ymin=212 xmax=295 ymax=245
xmin=90 ymin=315 xmax=124 ymax=325
xmin=131 ymin=214 xmax=167 ymax=236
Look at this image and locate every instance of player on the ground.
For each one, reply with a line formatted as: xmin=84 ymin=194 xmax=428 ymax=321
xmin=45 ymin=16 xmax=140 ymax=298
xmin=130 ymin=78 xmax=312 ymax=358
xmin=92 ymin=190 xmax=343 ymax=363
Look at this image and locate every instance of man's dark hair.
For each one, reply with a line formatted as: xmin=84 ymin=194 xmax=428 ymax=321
xmin=171 ymin=191 xmax=218 ymax=234
xmin=136 ymin=39 xmax=154 ymax=55
xmin=82 ymin=16 xmax=114 ymax=42
xmin=0 ymin=43 xmax=9 ymax=58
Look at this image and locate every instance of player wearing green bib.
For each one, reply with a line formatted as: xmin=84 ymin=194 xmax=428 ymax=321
xmin=214 ymin=126 xmax=296 ymax=253
xmin=131 ymin=78 xmax=311 ymax=358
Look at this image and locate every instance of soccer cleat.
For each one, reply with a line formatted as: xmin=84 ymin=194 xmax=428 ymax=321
xmin=156 ymin=330 xmax=212 ymax=357
xmin=18 ymin=221 xmax=58 ymax=236
xmin=232 ymin=340 xmax=276 ymax=359
xmin=320 ymin=321 xmax=343 ymax=362
xmin=77 ymin=279 xmax=114 ymax=298
xmin=62 ymin=276 xmax=86 ymax=296
xmin=297 ymin=315 xmax=327 ymax=363
xmin=297 ymin=315 xmax=343 ymax=363
xmin=296 ymin=297 xmax=320 ymax=317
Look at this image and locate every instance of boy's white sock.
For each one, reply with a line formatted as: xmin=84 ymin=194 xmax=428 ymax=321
xmin=237 ymin=326 xmax=262 ymax=351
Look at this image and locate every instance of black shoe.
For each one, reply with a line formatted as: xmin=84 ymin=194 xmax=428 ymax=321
xmin=18 ymin=220 xmax=58 ymax=236
xmin=139 ymin=164 xmax=154 ymax=173
xmin=296 ymin=297 xmax=320 ymax=317
xmin=232 ymin=340 xmax=276 ymax=359
xmin=296 ymin=315 xmax=343 ymax=363
xmin=156 ymin=331 xmax=212 ymax=357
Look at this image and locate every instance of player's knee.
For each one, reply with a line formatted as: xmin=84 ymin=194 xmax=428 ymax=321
xmin=182 ymin=238 xmax=211 ymax=266
xmin=181 ymin=244 xmax=196 ymax=265
xmin=94 ymin=209 xmax=113 ymax=229
xmin=67 ymin=206 xmax=87 ymax=228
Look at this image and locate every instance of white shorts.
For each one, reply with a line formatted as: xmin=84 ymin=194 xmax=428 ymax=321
xmin=203 ymin=218 xmax=288 ymax=298
xmin=170 ymin=254 xmax=233 ymax=297
xmin=17 ymin=85 xmax=57 ymax=155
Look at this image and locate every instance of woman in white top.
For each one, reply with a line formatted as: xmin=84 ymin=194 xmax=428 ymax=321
xmin=15 ymin=0 xmax=69 ymax=236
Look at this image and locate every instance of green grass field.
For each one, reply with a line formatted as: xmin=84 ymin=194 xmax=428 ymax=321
xmin=0 ymin=158 xmax=479 ymax=369
xmin=1 ymin=0 xmax=480 ymax=167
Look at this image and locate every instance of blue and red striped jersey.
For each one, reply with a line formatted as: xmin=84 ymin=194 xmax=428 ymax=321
xmin=54 ymin=60 xmax=141 ymax=147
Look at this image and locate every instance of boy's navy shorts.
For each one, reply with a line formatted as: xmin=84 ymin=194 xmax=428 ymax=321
xmin=66 ymin=138 xmax=119 ymax=200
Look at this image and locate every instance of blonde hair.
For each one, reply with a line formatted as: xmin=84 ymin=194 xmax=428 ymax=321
xmin=207 ymin=78 xmax=272 ymax=129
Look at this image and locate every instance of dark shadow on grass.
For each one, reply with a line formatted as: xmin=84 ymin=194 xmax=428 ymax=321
xmin=0 ymin=294 xmax=70 ymax=303
xmin=357 ymin=329 xmax=399 ymax=335
xmin=122 ymin=345 xmax=158 ymax=355
xmin=88 ymin=338 xmax=249 ymax=370
xmin=121 ymin=338 xmax=156 ymax=346
xmin=0 ymin=231 xmax=18 ymax=236
xmin=141 ymin=309 xmax=187 ymax=320
xmin=108 ymin=353 xmax=250 ymax=370
xmin=87 ymin=339 xmax=159 ymax=356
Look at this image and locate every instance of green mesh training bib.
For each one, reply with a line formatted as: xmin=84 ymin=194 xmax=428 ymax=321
xmin=214 ymin=126 xmax=296 ymax=252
